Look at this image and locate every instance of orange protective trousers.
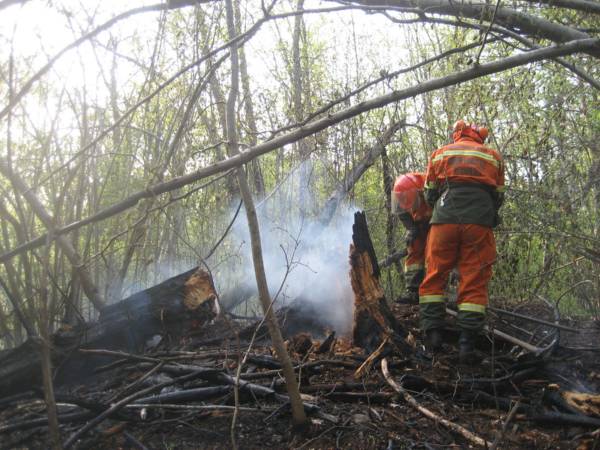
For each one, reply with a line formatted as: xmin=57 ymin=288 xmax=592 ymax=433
xmin=405 ymin=232 xmax=427 ymax=273
xmin=419 ymin=223 xmax=496 ymax=314
xmin=404 ymin=232 xmax=427 ymax=291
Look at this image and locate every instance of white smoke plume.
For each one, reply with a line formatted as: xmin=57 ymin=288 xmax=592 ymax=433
xmin=214 ymin=161 xmax=358 ymax=336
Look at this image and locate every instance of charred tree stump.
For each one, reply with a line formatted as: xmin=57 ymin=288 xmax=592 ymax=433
xmin=350 ymin=211 xmax=407 ymax=356
xmin=0 ymin=267 xmax=220 ymax=399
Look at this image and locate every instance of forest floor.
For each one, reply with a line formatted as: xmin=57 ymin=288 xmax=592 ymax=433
xmin=2 ymin=301 xmax=600 ymax=450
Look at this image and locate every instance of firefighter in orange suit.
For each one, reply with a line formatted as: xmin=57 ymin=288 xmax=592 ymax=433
xmin=391 ymin=173 xmax=432 ymax=304
xmin=419 ymin=120 xmax=505 ymax=363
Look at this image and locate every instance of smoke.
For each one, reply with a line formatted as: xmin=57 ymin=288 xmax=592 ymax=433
xmin=214 ymin=161 xmax=357 ymax=336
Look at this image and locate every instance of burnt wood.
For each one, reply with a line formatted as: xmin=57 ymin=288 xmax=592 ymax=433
xmin=0 ymin=267 xmax=219 ymax=398
xmin=350 ymin=211 xmax=406 ymax=353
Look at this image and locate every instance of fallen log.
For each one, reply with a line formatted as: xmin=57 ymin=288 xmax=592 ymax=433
xmin=133 ymin=386 xmax=231 ymax=404
xmin=63 ymin=368 xmax=210 ymax=448
xmin=0 ymin=410 xmax=95 ymax=435
xmin=0 ymin=267 xmax=220 ymax=398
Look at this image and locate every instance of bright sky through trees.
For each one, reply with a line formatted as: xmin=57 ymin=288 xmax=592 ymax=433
xmin=0 ymin=0 xmax=414 ymax=135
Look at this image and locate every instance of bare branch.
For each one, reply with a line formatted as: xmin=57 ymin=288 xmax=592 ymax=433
xmin=0 ymin=1 xmax=215 ymax=122
xmin=381 ymin=358 xmax=492 ymax=448
xmin=518 ymin=0 xmax=600 ymax=15
xmin=475 ymin=0 xmax=502 ymax=65
xmin=416 ymin=16 xmax=600 ymax=90
xmin=342 ymin=0 xmax=597 ymax=52
xmin=0 ymin=38 xmax=597 ymax=264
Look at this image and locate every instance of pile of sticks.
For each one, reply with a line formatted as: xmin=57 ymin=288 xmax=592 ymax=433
xmin=1 ymin=314 xmax=599 ymax=449
xmin=1 ymin=211 xmax=599 ymax=448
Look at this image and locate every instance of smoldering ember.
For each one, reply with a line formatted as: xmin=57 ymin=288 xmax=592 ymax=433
xmin=1 ymin=1 xmax=599 ymax=449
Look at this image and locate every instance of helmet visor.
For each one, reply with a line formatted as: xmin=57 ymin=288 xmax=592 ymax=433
xmin=391 ymin=189 xmax=421 ymax=214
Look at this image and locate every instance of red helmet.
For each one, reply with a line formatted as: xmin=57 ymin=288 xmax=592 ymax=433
xmin=453 ymin=120 xmax=489 ymax=143
xmin=391 ymin=173 xmax=425 ymax=214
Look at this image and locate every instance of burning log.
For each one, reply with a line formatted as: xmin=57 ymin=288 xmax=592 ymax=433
xmin=561 ymin=391 xmax=600 ymax=417
xmin=544 ymin=384 xmax=600 ymax=417
xmin=0 ymin=267 xmax=220 ymax=399
xmin=349 ymin=211 xmax=407 ymax=353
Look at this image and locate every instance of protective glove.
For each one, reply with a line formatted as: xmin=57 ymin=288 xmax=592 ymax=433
xmin=405 ymin=228 xmax=419 ymax=246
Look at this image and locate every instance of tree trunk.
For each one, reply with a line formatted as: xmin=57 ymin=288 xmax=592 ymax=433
xmin=236 ymin=1 xmax=265 ymax=198
xmin=292 ymin=0 xmax=312 ymax=216
xmin=224 ymin=0 xmax=307 ymax=427
xmin=350 ymin=211 xmax=407 ymax=352
xmin=381 ymin=143 xmax=402 ymax=281
xmin=40 ymin=240 xmax=62 ymax=449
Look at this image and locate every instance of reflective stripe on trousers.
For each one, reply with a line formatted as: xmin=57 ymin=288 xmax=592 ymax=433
xmin=419 ymin=223 xmax=495 ymax=310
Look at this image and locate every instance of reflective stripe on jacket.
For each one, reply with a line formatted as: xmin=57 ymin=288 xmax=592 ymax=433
xmin=425 ymin=138 xmax=504 ymax=195
xmin=424 ymin=137 xmax=504 ymax=226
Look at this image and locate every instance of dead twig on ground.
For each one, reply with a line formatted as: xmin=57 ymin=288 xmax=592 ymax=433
xmin=63 ymin=370 xmax=207 ymax=448
xmin=381 ymin=358 xmax=492 ymax=448
xmin=489 ymin=307 xmax=579 ymax=333
xmin=490 ymin=400 xmax=521 ymax=450
xmin=446 ymin=308 xmax=543 ymax=353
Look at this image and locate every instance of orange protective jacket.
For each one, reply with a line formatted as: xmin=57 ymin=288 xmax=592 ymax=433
xmin=424 ymin=137 xmax=505 ymax=226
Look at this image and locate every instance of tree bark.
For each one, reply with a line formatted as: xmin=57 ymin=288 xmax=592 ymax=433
xmin=236 ymin=0 xmax=265 ymax=198
xmin=510 ymin=0 xmax=600 ymax=15
xmin=350 ymin=211 xmax=406 ymax=352
xmin=346 ymin=0 xmax=597 ymax=51
xmin=224 ymin=0 xmax=307 ymax=426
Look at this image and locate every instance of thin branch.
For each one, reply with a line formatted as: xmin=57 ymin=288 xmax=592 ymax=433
xmin=475 ymin=0 xmax=502 ymax=65
xmin=204 ymin=199 xmax=243 ymax=261
xmin=415 ymin=16 xmax=600 ymax=90
xmin=0 ymin=38 xmax=597 ymax=264
xmin=517 ymin=0 xmax=600 ymax=14
xmin=0 ymin=276 xmax=35 ymax=337
xmin=381 ymin=358 xmax=492 ymax=448
xmin=63 ymin=369 xmax=204 ymax=448
xmin=276 ymin=41 xmax=494 ymax=134
xmin=343 ymin=0 xmax=595 ymax=49
xmin=0 ymin=1 xmax=214 ymax=121
xmin=490 ymin=400 xmax=521 ymax=450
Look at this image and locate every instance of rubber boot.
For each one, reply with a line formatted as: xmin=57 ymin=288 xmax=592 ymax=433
xmin=426 ymin=328 xmax=443 ymax=353
xmin=458 ymin=330 xmax=482 ymax=365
